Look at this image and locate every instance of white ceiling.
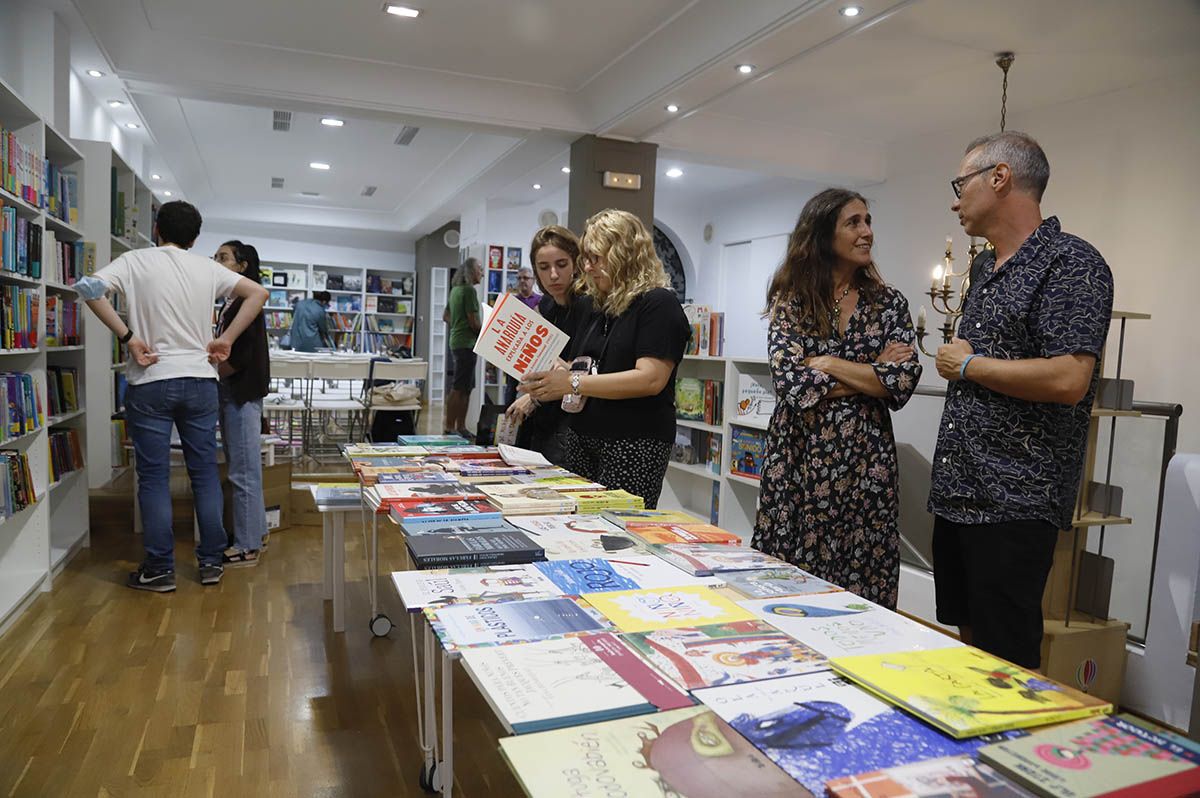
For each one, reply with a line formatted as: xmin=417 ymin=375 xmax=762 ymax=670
xmin=53 ymin=0 xmax=1200 ymax=245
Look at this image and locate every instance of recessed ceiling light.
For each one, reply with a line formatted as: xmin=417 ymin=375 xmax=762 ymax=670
xmin=163 ymin=191 xmax=173 ymax=197
xmin=839 ymin=5 xmax=862 ymax=16
xmin=107 ymin=100 xmax=125 ymax=108
xmin=321 ymin=117 xmax=344 ymax=127
xmin=125 ymin=122 xmax=140 ymax=129
xmin=309 ymin=162 xmax=331 ymax=170
xmin=736 ymin=64 xmax=755 ymax=75
xmin=86 ymin=69 xmax=104 ymax=78
xmin=151 ymin=174 xmax=161 ymax=180
xmin=561 ymin=166 xmax=571 ymax=174
xmin=383 ymin=4 xmax=421 ymax=17
xmin=532 ymin=183 xmax=542 ymax=190
xmin=665 ymin=167 xmax=683 ymax=178
xmin=665 ymin=104 xmax=679 ymax=113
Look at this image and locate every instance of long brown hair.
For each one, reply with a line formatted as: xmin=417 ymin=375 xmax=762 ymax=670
xmin=764 ymin=188 xmax=884 ymax=337
xmin=528 ymin=225 xmax=582 ymax=300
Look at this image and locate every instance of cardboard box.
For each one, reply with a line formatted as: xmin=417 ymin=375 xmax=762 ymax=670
xmin=1040 ymin=617 xmax=1128 ymax=705
xmin=221 ymin=462 xmax=293 ymax=533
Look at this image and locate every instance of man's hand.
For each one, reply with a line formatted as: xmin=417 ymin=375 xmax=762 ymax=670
xmin=936 ymin=337 xmax=974 ymax=381
xmin=207 ymin=335 xmax=233 ymax=364
xmin=128 ymin=337 xmax=159 ymax=367
xmin=876 ymin=341 xmax=915 ymax=364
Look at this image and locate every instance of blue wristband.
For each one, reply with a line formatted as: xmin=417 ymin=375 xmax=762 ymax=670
xmin=960 ymin=353 xmax=979 ymax=381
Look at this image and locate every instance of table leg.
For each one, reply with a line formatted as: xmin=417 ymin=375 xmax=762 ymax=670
xmin=322 ymin=513 xmax=333 ymax=601
xmin=425 ymin=623 xmax=438 ymax=764
xmin=332 ymin=511 xmax=346 ymax=633
xmin=441 ymin=646 xmax=454 ymax=798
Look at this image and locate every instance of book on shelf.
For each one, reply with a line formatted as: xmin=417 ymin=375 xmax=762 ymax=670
xmin=342 ymin=274 xmax=362 ymax=292
xmin=1 ymin=128 xmax=46 ymax=208
xmin=601 ymin=508 xmax=701 ymax=528
xmin=580 ymin=585 xmax=755 ymax=633
xmin=1 ymin=209 xmax=43 ymax=279
xmin=310 ymin=270 xmax=326 ymax=290
xmin=498 ymin=706 xmax=799 ymax=798
xmin=506 ymin=514 xmax=637 ymax=559
xmin=722 ymin=566 xmax=843 ymax=599
xmin=681 ymin=304 xmax=725 ymax=356
xmin=45 ymin=164 xmax=80 ymax=225
xmin=0 ymin=448 xmax=37 ymax=518
xmin=648 ymin=543 xmax=783 ymax=576
xmin=730 ymin=425 xmax=767 ymax=478
xmin=425 ymin=596 xmax=610 ymax=651
xmin=460 ymin=633 xmax=691 ymax=735
xmin=45 ymin=296 xmax=82 ymax=347
xmin=405 ymin=528 xmax=545 ymax=569
xmin=51 ymin=238 xmax=93 ymax=286
xmin=826 ymin=754 xmax=1034 ymax=798
xmin=0 ymin=372 xmax=44 ymax=436
xmin=736 ymin=372 xmax=776 ymax=426
xmin=670 ymin=426 xmax=722 ymax=474
xmin=48 ymin=428 xmax=85 ymax=482
xmin=391 ymin=564 xmax=563 ymax=611
xmin=620 ymin=619 xmax=828 ymax=691
xmin=675 ymin=377 xmax=723 ymax=425
xmin=979 ymin=714 xmax=1200 ymax=798
xmin=268 ymin=289 xmax=288 ymax=307
xmin=473 ymin=292 xmax=569 ymax=381
xmin=325 ymin=274 xmax=344 ymax=290
xmin=46 ymin=366 xmax=80 ymax=416
xmin=335 ymin=295 xmax=361 ymax=313
xmin=0 ymin=284 xmax=40 ymax=349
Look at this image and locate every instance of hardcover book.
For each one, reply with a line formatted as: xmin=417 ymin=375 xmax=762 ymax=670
xmin=371 ymin=482 xmax=486 ymax=502
xmin=580 ymin=586 xmax=755 ymax=633
xmin=736 ymin=372 xmax=776 ymax=426
xmin=507 ymin=514 xmax=636 ymax=559
xmin=620 ymin=619 xmax=828 ymax=691
xmin=397 ymin=517 xmax=517 ymax=538
xmin=372 ymin=471 xmax=458 ymax=485
xmin=649 ymin=543 xmax=783 ymax=576
xmin=389 ymin=498 xmax=501 ymax=526
xmin=478 ymin=484 xmax=578 ymax=514
xmin=829 ymin=646 xmax=1112 ymax=739
xmin=426 ymin=596 xmax=609 ymax=650
xmin=570 ymin=489 xmax=645 ymax=514
xmin=537 ymin=553 xmax=724 ymax=592
xmin=390 ymin=564 xmax=562 ymax=610
xmin=723 ymin=566 xmax=844 ymax=599
xmin=826 ymin=754 xmax=1034 ymax=798
xmin=675 ymin=377 xmax=706 ymax=421
xmin=601 ymin=508 xmax=701 ymax=528
xmin=624 ymin=523 xmax=741 ymax=546
xmin=397 ymin=434 xmax=470 ymax=446
xmin=312 ymin=484 xmax=360 ymax=507
xmin=730 ymin=426 xmax=767 ymax=478
xmin=473 ymin=292 xmax=569 ymax=381
xmin=498 ymin=706 xmax=801 ymax=798
xmin=404 ymin=528 xmax=544 ymax=569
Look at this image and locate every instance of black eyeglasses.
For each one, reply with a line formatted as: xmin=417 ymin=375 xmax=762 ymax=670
xmin=950 ymin=164 xmax=997 ymax=199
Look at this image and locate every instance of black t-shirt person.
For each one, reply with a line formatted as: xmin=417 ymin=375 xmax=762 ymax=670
xmin=569 ymin=287 xmax=690 ymax=443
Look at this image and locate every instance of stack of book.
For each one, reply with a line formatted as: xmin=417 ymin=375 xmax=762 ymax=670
xmin=479 ymin=484 xmax=577 ymax=515
xmin=0 ymin=449 xmax=37 ymax=519
xmin=48 ymin=428 xmax=84 ymax=482
xmin=0 ymin=372 xmax=43 ymax=437
xmin=674 ymin=377 xmax=723 ymax=425
xmin=622 ymin=522 xmax=740 ymax=546
xmin=648 ymin=543 xmax=783 ymax=576
xmin=601 ymin=508 xmax=700 ymax=528
xmin=571 ymin=489 xmax=644 ymax=514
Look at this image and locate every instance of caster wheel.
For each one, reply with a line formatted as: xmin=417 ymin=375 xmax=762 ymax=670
xmin=419 ymin=761 xmax=437 ymax=793
xmin=370 ymin=614 xmax=393 ymax=637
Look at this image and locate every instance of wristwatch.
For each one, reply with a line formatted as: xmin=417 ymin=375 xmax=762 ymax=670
xmin=570 ymin=372 xmax=583 ymax=395
xmin=119 ymin=329 xmax=134 ymax=344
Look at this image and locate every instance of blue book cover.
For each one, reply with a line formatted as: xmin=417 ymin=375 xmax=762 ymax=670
xmin=397 ymin=434 xmax=470 ymax=446
xmin=535 ymin=559 xmax=642 ymax=594
xmin=426 ymin=596 xmax=609 ymax=650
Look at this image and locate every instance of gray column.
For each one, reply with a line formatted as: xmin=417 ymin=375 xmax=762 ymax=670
xmin=567 ymin=135 xmax=657 ymax=234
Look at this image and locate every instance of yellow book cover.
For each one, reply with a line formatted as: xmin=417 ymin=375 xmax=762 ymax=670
xmin=830 ymin=645 xmax=1112 ymax=739
xmin=581 ymin=586 xmax=756 ymax=633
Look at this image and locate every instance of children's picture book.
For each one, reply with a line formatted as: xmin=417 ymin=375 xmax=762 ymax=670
xmin=736 ymin=372 xmax=776 ymax=427
xmin=473 ymin=292 xmax=569 ymax=381
xmin=397 ymin=434 xmax=470 ymax=446
xmin=826 ymin=754 xmax=1035 ymax=798
xmin=723 ymin=566 xmax=844 ymax=599
xmin=390 ymin=564 xmax=563 ymax=610
xmin=537 ymin=553 xmax=723 ymax=593
xmin=426 ymin=596 xmax=610 ymax=651
xmin=696 ymin=672 xmax=1023 ymax=797
xmin=601 ymin=508 xmax=701 ymax=528
xmin=620 ymin=619 xmax=828 ymax=691
xmin=730 ymin=426 xmax=767 ymax=478
xmin=511 ymin=474 xmax=606 ymax=491
xmin=624 ymin=523 xmax=741 ymax=546
xmin=389 ymin=498 xmax=502 ymax=526
xmin=498 ymin=706 xmax=801 ymax=798
xmin=487 ymin=244 xmax=503 ymax=271
xmin=569 ymin=490 xmax=645 ymax=514
xmin=460 ymin=632 xmax=691 ymax=734
xmin=507 ymin=514 xmax=635 ymax=559
xmin=404 ymin=528 xmax=545 ymax=569
xmin=649 ymin=543 xmax=783 ymax=576
xmin=741 ymin=592 xmax=961 ymax=659
xmin=373 ymin=471 xmax=458 ymax=485
xmin=478 ymin=484 xmax=578 ymax=513
xmin=830 ymin=645 xmax=1112 ymax=739
xmin=581 ymin=586 xmax=756 ymax=633
xmin=979 ymin=714 xmax=1200 ymax=798
xmin=505 ymin=246 xmax=521 ymax=269
xmin=675 ymin=377 xmax=706 ymax=421
xmin=343 ymin=443 xmax=427 ymax=457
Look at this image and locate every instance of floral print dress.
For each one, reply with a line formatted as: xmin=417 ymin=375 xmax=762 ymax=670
xmin=751 ymin=285 xmax=921 ymax=609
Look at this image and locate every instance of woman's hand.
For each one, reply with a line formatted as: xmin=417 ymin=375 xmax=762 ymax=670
xmin=804 ymin=355 xmax=838 ymax=374
xmin=519 ymin=369 xmax=573 ymax=402
xmin=876 ymin=341 xmax=915 ymax=364
xmin=824 ymin=383 xmax=857 ymax=400
xmin=506 ymin=393 xmax=539 ymax=421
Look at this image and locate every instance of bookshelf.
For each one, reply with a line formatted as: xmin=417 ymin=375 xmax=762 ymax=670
xmin=0 ymin=74 xmax=91 ymax=635
xmin=480 ymin=245 xmax=523 ymax=404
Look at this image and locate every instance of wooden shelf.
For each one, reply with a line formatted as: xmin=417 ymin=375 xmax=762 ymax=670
xmin=667 ymin=461 xmax=721 ymax=482
xmin=1072 ymin=511 xmax=1133 ymax=528
xmin=1111 ymin=310 xmax=1151 ymax=320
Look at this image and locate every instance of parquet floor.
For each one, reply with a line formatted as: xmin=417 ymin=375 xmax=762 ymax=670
xmin=0 ymin=492 xmax=521 ymax=797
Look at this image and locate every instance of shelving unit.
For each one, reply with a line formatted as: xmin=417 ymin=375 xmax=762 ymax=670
xmin=480 ymin=245 xmax=523 ymax=404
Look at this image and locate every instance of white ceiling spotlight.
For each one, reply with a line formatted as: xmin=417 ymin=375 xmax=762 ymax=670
xmin=86 ymin=69 xmax=104 ymax=78
xmin=736 ymin=64 xmax=755 ymax=75
xmin=665 ymin=104 xmax=679 ymax=113
xmin=151 ymin=174 xmax=161 ymax=180
xmin=163 ymin=191 xmax=173 ymax=197
xmin=532 ymin=183 xmax=542 ymax=190
xmin=125 ymin=122 xmax=140 ymax=129
xmin=383 ymin=4 xmax=421 ymax=18
xmin=320 ymin=117 xmax=344 ymax=127
xmin=107 ymin=100 xmax=125 ymax=108
xmin=665 ymin=167 xmax=683 ymax=178
xmin=309 ymin=162 xmax=331 ymax=170
xmin=560 ymin=166 xmax=571 ymax=174
xmin=839 ymin=5 xmax=862 ymax=17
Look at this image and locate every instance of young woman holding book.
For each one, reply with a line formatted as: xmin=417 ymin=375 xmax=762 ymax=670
xmin=520 ymin=209 xmax=689 ymax=508
xmin=751 ymin=188 xmax=922 ymax=609
xmin=505 ymin=225 xmax=595 ymax=465
xmin=213 ymin=240 xmax=271 ymax=565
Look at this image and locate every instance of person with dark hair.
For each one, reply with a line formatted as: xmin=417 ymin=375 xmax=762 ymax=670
xmin=213 ymin=240 xmax=271 ymax=565
xmin=930 ymin=131 xmax=1113 ymax=668
xmin=751 ymin=188 xmax=922 ymax=609
xmin=289 ymin=289 xmax=333 ymax=352
xmin=74 ymin=201 xmax=269 ymax=592
xmin=443 ymin=257 xmax=483 ymax=437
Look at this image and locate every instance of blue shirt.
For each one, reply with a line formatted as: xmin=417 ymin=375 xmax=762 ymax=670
xmin=928 ymin=217 xmax=1114 ymax=529
xmin=290 ymin=298 xmax=330 ymax=352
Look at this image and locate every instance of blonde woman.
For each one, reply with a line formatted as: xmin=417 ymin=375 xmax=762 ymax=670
xmin=521 ymin=209 xmax=689 ymax=507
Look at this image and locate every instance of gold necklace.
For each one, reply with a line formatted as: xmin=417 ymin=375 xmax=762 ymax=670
xmin=831 ymin=282 xmax=853 ymax=334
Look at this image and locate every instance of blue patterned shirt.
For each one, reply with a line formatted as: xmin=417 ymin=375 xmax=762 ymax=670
xmin=928 ymin=217 xmax=1114 ymax=529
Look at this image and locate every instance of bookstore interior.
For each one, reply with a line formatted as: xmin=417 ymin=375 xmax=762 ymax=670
xmin=0 ymin=1 xmax=1197 ymax=796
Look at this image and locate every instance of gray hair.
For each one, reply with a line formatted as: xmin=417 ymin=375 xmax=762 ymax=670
xmin=517 ymin=266 xmax=534 ymax=277
xmin=452 ymin=257 xmax=480 ymax=286
xmin=964 ymin=131 xmax=1050 ymax=201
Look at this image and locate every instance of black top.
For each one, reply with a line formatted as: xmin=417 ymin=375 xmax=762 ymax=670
xmin=570 ymin=287 xmax=689 ymax=443
xmin=539 ymin=292 xmax=596 ymax=361
xmin=218 ymin=298 xmax=271 ymax=404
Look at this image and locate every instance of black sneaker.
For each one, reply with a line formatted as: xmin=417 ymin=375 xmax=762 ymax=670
xmin=199 ymin=563 xmax=224 ymax=585
xmin=128 ymin=566 xmax=176 ymax=593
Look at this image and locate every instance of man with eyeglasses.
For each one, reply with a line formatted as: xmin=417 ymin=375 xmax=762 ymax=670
xmin=927 ymin=131 xmax=1113 ymax=669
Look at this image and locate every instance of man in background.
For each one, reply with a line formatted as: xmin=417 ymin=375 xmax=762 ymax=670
xmin=504 ymin=265 xmax=542 ymax=403
xmin=76 ymin=201 xmax=269 ymax=592
xmin=443 ymin=257 xmax=483 ymax=437
xmin=289 ymin=290 xmax=333 ymax=351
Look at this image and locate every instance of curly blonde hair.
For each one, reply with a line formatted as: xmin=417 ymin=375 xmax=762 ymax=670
xmin=580 ymin=209 xmax=668 ymax=316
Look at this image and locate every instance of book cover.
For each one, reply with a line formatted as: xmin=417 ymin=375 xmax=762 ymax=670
xmin=397 ymin=517 xmax=516 ymax=537
xmin=723 ymin=566 xmax=844 ymax=599
xmin=479 ymin=484 xmax=577 ymax=511
xmin=458 ymin=464 xmax=535 ymax=479
xmin=538 ymin=552 xmax=724 ymax=592
xmin=372 ymin=471 xmax=458 ymax=484
xmin=426 ymin=596 xmax=609 ymax=651
xmin=979 ymin=714 xmax=1200 ymax=798
xmin=390 ymin=564 xmax=562 ymax=610
xmin=624 ymin=523 xmax=740 ymax=546
xmin=827 ymin=754 xmax=1035 ymax=798
xmin=511 ymin=474 xmax=606 ymax=491
xmin=697 ymin=672 xmax=1022 ymax=797
xmin=313 ymin=484 xmax=360 ymax=506
xmin=371 ymin=482 xmax=486 ymax=502
xmin=675 ymin=377 xmax=705 ymax=421
xmin=620 ymin=619 xmax=828 ymax=691
xmin=498 ymin=706 xmax=801 ymax=798
xmin=830 ymin=646 xmax=1112 ymax=739
xmin=473 ymin=292 xmax=569 ymax=381
xmin=572 ymin=489 xmax=645 ymax=513
xmin=730 ymin=426 xmax=767 ymax=478
xmin=601 ymin=508 xmax=701 ymax=529
xmin=581 ymin=586 xmax=755 ymax=633
xmin=736 ymin=372 xmax=776 ymax=427
xmin=741 ymin=592 xmax=961 ymax=659
xmin=405 ymin=528 xmax=544 ymax=569
xmin=342 ymin=443 xmax=427 ymax=457
xmin=507 ymin=514 xmax=637 ymax=559
xmin=389 ymin=498 xmax=502 ymax=526
xmin=396 ymin=434 xmax=470 ymax=446
xmin=498 ymin=443 xmax=552 ymax=468
xmin=650 ymin=543 xmax=783 ymax=576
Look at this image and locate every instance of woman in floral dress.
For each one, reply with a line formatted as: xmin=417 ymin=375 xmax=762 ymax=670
xmin=752 ymin=188 xmax=922 ymax=609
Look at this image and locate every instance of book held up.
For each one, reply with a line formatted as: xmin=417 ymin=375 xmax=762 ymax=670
xmin=473 ymin=292 xmax=569 ymax=381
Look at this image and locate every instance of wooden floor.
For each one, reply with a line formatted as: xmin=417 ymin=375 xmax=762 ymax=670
xmin=0 ymin=490 xmax=522 ymax=797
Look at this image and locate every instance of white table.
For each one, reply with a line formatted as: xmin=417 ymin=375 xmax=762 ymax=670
xmin=308 ymin=486 xmax=356 ymax=634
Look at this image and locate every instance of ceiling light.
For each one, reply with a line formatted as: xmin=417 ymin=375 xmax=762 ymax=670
xmin=309 ymin=162 xmax=331 ymax=170
xmin=163 ymin=191 xmax=173 ymax=197
xmin=86 ymin=69 xmax=104 ymax=78
xmin=107 ymin=100 xmax=125 ymax=108
xmin=665 ymin=167 xmax=683 ymax=178
xmin=736 ymin=64 xmax=755 ymax=75
xmin=561 ymin=166 xmax=571 ymax=174
xmin=665 ymin=104 xmax=679 ymax=113
xmin=839 ymin=5 xmax=862 ymax=16
xmin=151 ymin=174 xmax=161 ymax=180
xmin=383 ymin=4 xmax=421 ymax=17
xmin=125 ymin=122 xmax=140 ymax=129
xmin=532 ymin=183 xmax=542 ymax=190
xmin=321 ymin=117 xmax=344 ymax=127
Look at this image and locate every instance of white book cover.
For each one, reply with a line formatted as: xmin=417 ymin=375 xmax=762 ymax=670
xmin=507 ymin=514 xmax=633 ymax=559
xmin=741 ymin=591 xmax=961 ymax=659
xmin=371 ymin=482 xmax=484 ymax=501
xmin=736 ymin=373 xmax=776 ymax=426
xmin=498 ymin=443 xmax=552 ymax=468
xmin=311 ymin=270 xmax=327 ymax=290
xmin=390 ymin=565 xmax=562 ymax=610
xmin=473 ymin=292 xmax=569 ymax=380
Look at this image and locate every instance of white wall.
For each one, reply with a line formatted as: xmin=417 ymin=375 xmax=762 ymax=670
xmin=193 ymin=227 xmax=414 ymax=273
xmin=68 ymin=70 xmax=144 ymax=173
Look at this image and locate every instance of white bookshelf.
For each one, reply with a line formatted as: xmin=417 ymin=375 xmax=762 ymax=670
xmin=0 ymin=75 xmax=92 ymax=635
xmin=480 ymin=246 xmax=524 ymax=404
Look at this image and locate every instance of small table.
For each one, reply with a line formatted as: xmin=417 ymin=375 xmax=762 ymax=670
xmin=308 ymin=486 xmax=356 ymax=634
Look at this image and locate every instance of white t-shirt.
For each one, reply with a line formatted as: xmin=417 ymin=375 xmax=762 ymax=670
xmin=93 ymin=246 xmax=243 ymax=385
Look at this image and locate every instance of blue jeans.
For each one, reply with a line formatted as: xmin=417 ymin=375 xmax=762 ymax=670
xmin=125 ymin=378 xmax=226 ymax=570
xmin=219 ymin=385 xmax=267 ymax=552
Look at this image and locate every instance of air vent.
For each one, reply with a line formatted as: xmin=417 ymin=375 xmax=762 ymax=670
xmin=270 ymin=177 xmax=285 ymax=189
xmin=272 ymin=110 xmax=292 ymax=132
xmin=361 ymin=185 xmax=378 ymax=197
xmin=394 ymin=125 xmax=419 ymax=146
xmin=300 ymin=191 xmax=320 ymax=197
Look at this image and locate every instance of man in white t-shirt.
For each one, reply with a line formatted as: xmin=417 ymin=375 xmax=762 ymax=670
xmin=76 ymin=201 xmax=269 ymax=592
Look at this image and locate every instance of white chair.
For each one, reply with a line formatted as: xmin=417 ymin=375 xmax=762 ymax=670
xmin=264 ymin=358 xmax=311 ymax=461
xmin=307 ymin=357 xmax=371 ymax=458
xmin=361 ymin=358 xmax=427 ymax=432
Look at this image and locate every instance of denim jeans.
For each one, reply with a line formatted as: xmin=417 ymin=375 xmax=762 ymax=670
xmin=219 ymin=384 xmax=267 ymax=552
xmin=125 ymin=377 xmax=226 ymax=570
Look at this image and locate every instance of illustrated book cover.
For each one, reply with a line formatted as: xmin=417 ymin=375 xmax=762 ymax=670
xmin=425 ymin=596 xmax=610 ymax=650
xmin=581 ymin=585 xmax=755 ymax=633
xmin=826 ymin=754 xmax=1035 ymax=798
xmin=723 ymin=566 xmax=844 ymax=599
xmin=390 ymin=564 xmax=562 ymax=610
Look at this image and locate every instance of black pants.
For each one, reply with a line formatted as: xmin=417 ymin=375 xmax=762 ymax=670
xmin=562 ymin=428 xmax=671 ymax=509
xmin=932 ymin=515 xmax=1058 ymax=669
